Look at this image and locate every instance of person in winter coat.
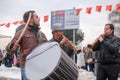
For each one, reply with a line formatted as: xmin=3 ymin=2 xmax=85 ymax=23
xmin=84 ymin=44 xmax=94 ymax=72
xmin=0 ymin=49 xmax=3 ymax=66
xmin=14 ymin=23 xmax=47 ymax=67
xmin=6 ymin=10 xmax=47 ymax=80
xmin=49 ymin=24 xmax=74 ymax=58
xmin=4 ymin=53 xmax=14 ymax=67
xmin=92 ymin=23 xmax=120 ymax=80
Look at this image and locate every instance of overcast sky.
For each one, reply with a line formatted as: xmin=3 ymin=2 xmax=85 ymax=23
xmin=0 ymin=0 xmax=119 ymax=46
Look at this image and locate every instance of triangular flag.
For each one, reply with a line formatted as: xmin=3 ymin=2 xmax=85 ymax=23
xmin=19 ymin=20 xmax=24 ymax=24
xmin=44 ymin=15 xmax=49 ymax=22
xmin=96 ymin=6 xmax=102 ymax=12
xmin=5 ymin=23 xmax=10 ymax=28
xmin=86 ymin=7 xmax=92 ymax=14
xmin=106 ymin=5 xmax=112 ymax=11
xmin=76 ymin=8 xmax=82 ymax=15
xmin=0 ymin=23 xmax=5 ymax=26
xmin=116 ymin=4 xmax=120 ymax=10
xmin=12 ymin=21 xmax=19 ymax=25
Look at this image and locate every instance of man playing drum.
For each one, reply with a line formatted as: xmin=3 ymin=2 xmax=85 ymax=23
xmin=6 ymin=10 xmax=47 ymax=80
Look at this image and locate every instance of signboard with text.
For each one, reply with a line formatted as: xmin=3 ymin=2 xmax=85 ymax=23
xmin=51 ymin=9 xmax=79 ymax=30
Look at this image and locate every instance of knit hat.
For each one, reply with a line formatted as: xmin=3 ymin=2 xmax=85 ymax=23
xmin=52 ymin=23 xmax=63 ymax=31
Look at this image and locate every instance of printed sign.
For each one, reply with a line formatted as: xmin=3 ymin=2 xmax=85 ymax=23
xmin=51 ymin=9 xmax=79 ymax=30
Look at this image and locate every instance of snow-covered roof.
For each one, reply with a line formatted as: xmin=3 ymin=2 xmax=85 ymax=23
xmin=0 ymin=34 xmax=12 ymax=49
xmin=0 ymin=34 xmax=11 ymax=38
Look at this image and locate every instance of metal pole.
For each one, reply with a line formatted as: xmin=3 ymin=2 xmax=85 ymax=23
xmin=73 ymin=29 xmax=76 ymax=62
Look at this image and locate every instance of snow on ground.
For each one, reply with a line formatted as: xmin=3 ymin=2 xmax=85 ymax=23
xmin=0 ymin=64 xmax=96 ymax=80
xmin=0 ymin=65 xmax=21 ymax=80
xmin=0 ymin=65 xmax=120 ymax=80
xmin=78 ymin=69 xmax=96 ymax=80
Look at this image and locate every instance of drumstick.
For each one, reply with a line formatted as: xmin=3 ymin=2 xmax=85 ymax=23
xmin=12 ymin=13 xmax=32 ymax=50
xmin=16 ymin=13 xmax=31 ymax=44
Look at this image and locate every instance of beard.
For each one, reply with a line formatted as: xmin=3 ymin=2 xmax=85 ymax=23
xmin=33 ymin=24 xmax=39 ymax=28
xmin=29 ymin=25 xmax=39 ymax=35
xmin=33 ymin=20 xmax=40 ymax=27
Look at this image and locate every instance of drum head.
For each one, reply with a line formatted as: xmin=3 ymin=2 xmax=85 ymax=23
xmin=25 ymin=42 xmax=61 ymax=80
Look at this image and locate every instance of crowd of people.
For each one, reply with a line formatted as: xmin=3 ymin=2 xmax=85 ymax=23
xmin=0 ymin=10 xmax=119 ymax=80
xmin=0 ymin=49 xmax=18 ymax=67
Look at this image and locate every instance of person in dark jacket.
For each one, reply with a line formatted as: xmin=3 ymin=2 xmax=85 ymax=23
xmin=0 ymin=49 xmax=3 ymax=66
xmin=92 ymin=23 xmax=120 ymax=80
xmin=49 ymin=24 xmax=74 ymax=58
xmin=84 ymin=44 xmax=94 ymax=72
xmin=4 ymin=53 xmax=14 ymax=67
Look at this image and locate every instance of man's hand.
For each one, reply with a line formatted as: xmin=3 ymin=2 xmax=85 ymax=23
xmin=98 ymin=34 xmax=104 ymax=42
xmin=6 ymin=42 xmax=19 ymax=53
xmin=11 ymin=43 xmax=19 ymax=51
xmin=60 ymin=37 xmax=68 ymax=44
xmin=98 ymin=36 xmax=103 ymax=42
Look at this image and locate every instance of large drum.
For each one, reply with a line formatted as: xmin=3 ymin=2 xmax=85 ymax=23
xmin=25 ymin=42 xmax=79 ymax=80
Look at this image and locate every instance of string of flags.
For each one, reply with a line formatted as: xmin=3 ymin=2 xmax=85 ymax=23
xmin=0 ymin=3 xmax=120 ymax=28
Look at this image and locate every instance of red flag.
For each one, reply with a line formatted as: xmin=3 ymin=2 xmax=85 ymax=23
xmin=76 ymin=8 xmax=82 ymax=15
xmin=5 ymin=23 xmax=10 ymax=28
xmin=0 ymin=23 xmax=5 ymax=26
xmin=44 ymin=15 xmax=49 ymax=22
xmin=19 ymin=20 xmax=24 ymax=24
xmin=106 ymin=5 xmax=112 ymax=11
xmin=12 ymin=21 xmax=19 ymax=25
xmin=96 ymin=6 xmax=102 ymax=12
xmin=116 ymin=4 xmax=120 ymax=10
xmin=86 ymin=7 xmax=92 ymax=14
